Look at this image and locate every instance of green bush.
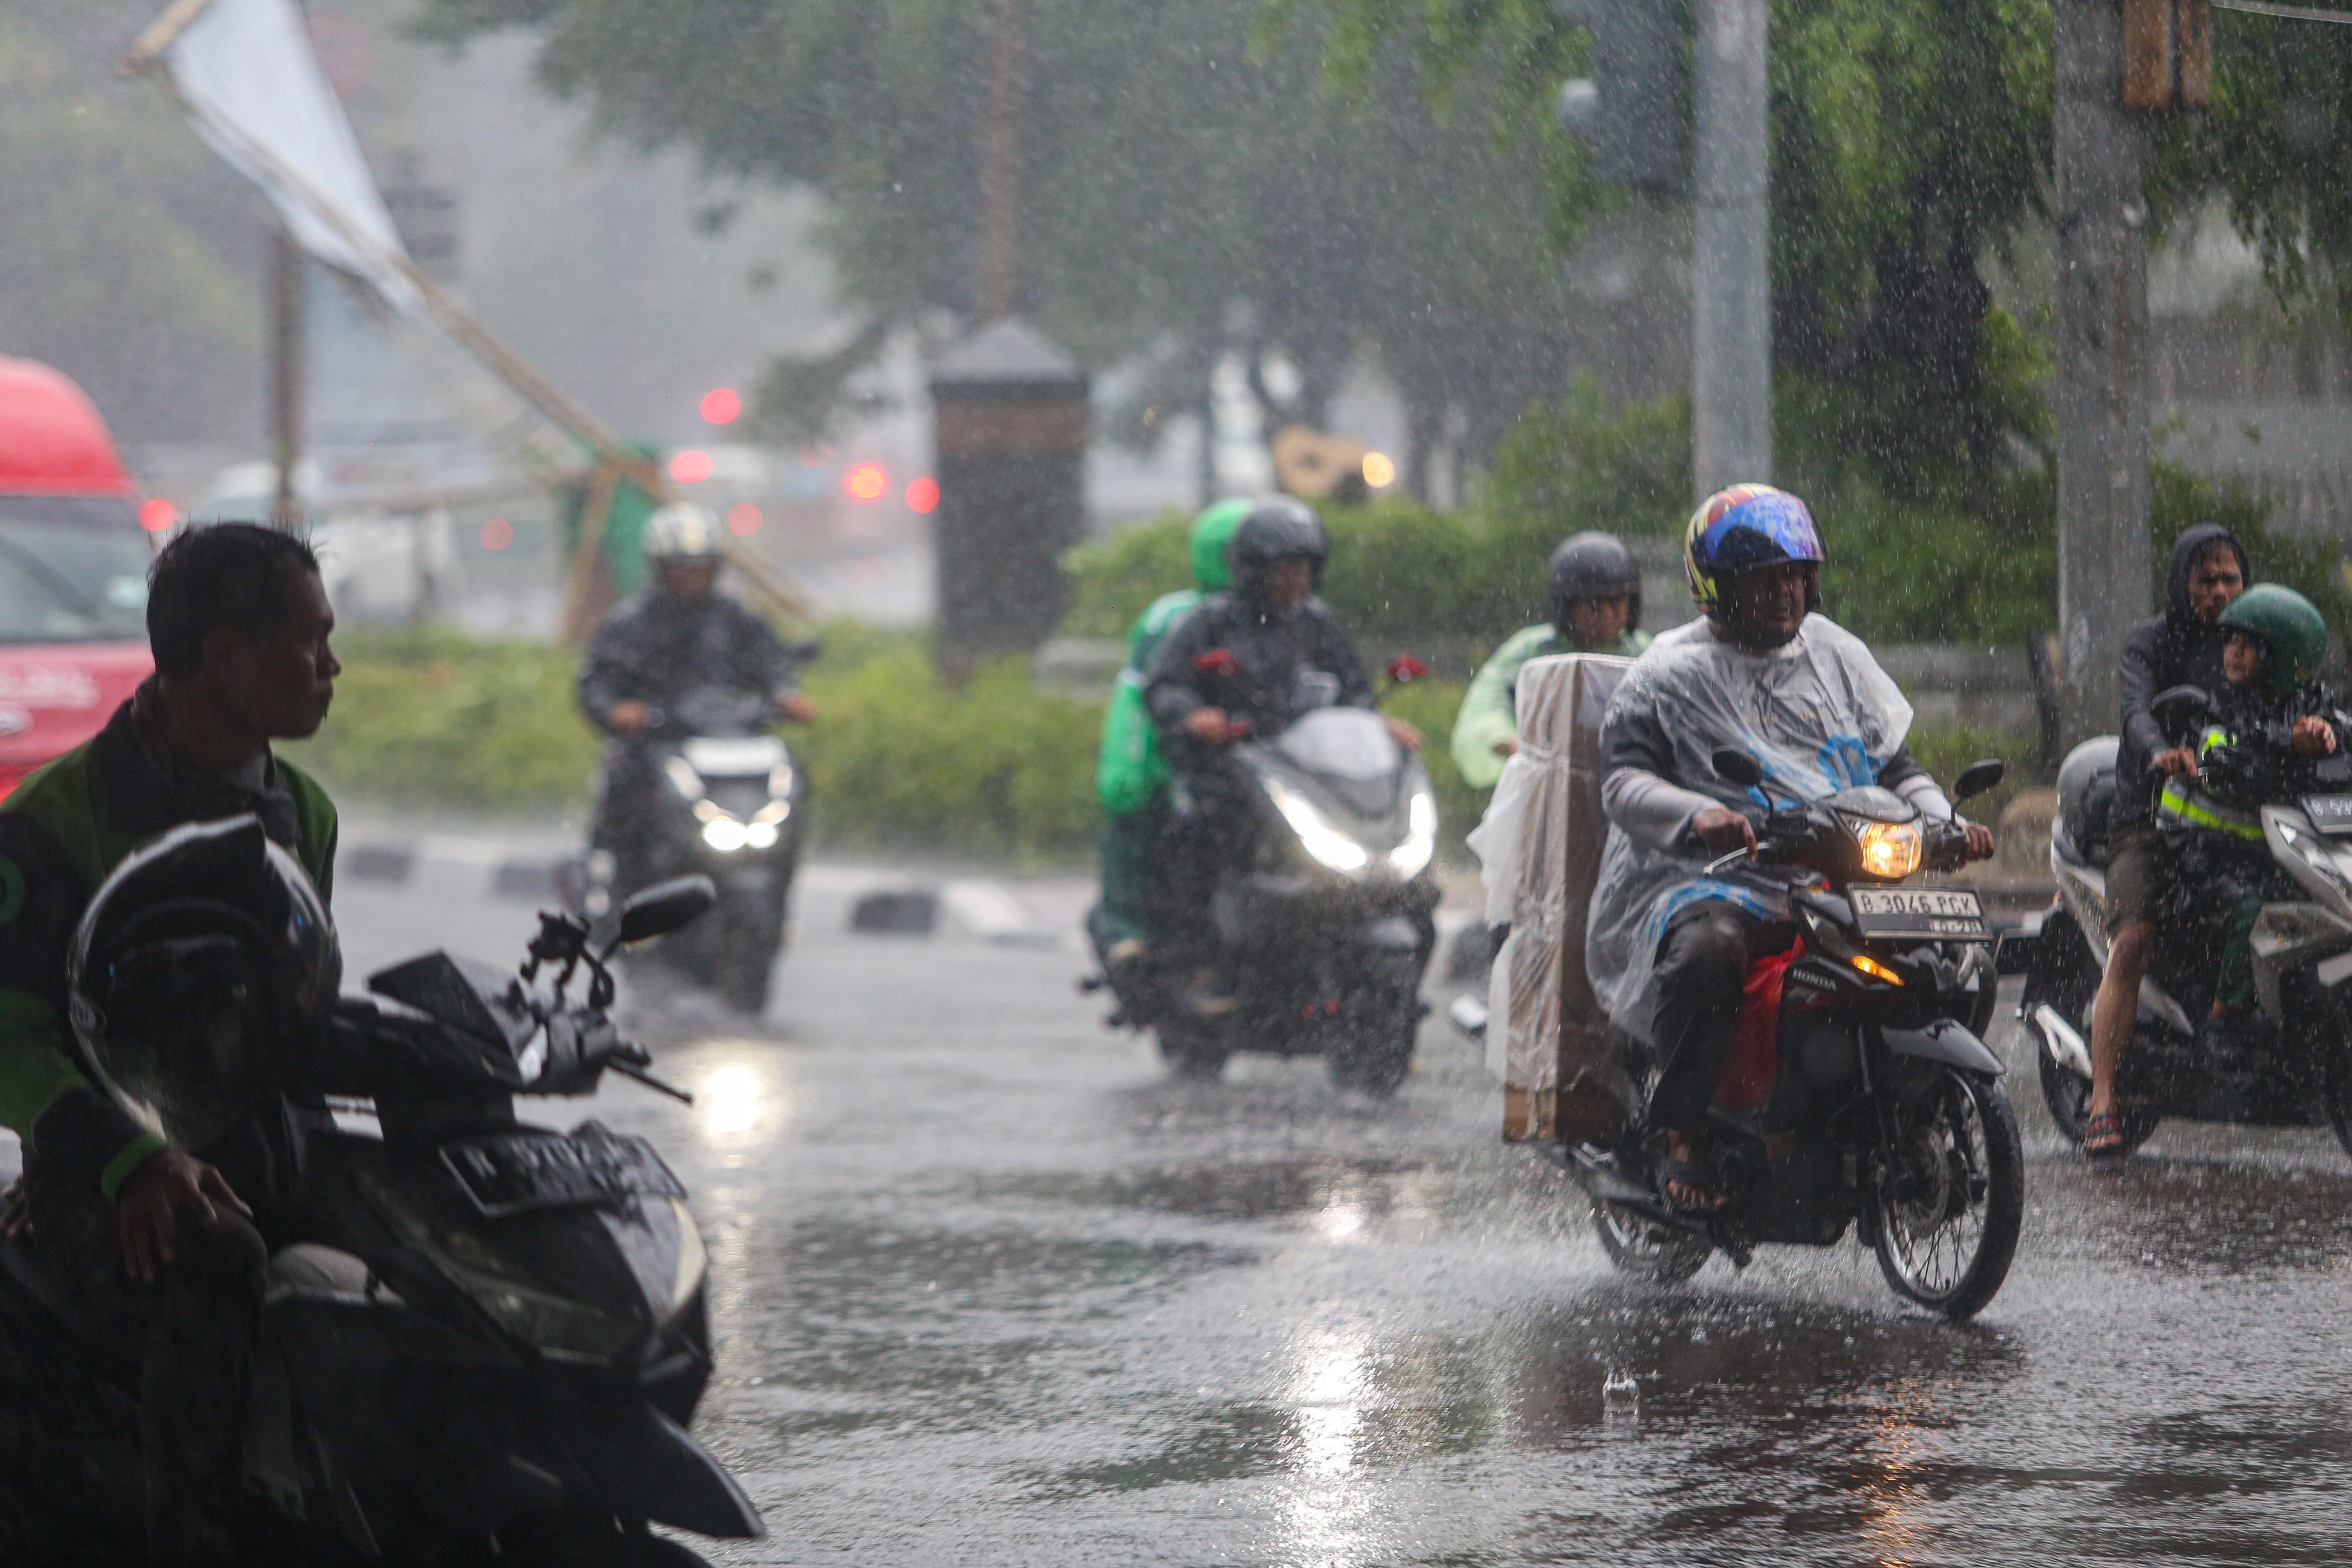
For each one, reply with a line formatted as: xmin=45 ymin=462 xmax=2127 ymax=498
xmin=796 ymin=646 xmax=1101 ymax=862
xmin=1065 ymin=379 xmax=2346 ymax=654
xmin=295 ymin=624 xmax=1108 ymax=864
xmin=285 ymin=628 xmax=599 ymax=812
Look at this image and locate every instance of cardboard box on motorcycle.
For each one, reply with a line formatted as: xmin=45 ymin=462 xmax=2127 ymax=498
xmin=1474 ymin=654 xmax=1632 ymax=1145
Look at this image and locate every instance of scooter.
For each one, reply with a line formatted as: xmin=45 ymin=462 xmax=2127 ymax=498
xmin=2014 ymin=686 xmax=2352 ymax=1159
xmin=0 ymin=877 xmax=762 ymax=1566
xmin=1086 ymin=687 xmax=1442 ymax=1095
xmin=570 ymin=671 xmax=815 ymax=1015
xmin=1569 ymin=750 xmax=2024 ymax=1321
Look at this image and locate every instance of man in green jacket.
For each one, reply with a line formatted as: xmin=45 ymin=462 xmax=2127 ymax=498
xmin=1451 ymin=531 xmax=1651 ymax=789
xmin=1 ymin=521 xmax=340 ymax=1564
xmin=1093 ymin=499 xmax=1248 ymax=962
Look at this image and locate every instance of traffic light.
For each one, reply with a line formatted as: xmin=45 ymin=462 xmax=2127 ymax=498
xmin=1551 ymin=0 xmax=1685 ymax=195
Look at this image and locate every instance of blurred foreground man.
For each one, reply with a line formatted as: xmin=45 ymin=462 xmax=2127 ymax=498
xmin=1451 ymin=531 xmax=1651 ymax=790
xmin=577 ymin=503 xmax=814 ymax=891
xmin=0 ymin=523 xmax=340 ymax=1565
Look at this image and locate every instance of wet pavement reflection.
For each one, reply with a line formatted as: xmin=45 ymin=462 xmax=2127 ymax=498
xmin=318 ymin=870 xmax=2352 ymax=1565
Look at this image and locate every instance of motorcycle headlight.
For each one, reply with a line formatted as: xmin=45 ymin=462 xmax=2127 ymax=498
xmin=1265 ymin=779 xmax=1370 ymax=875
xmin=1849 ymin=820 xmax=1922 ymax=880
xmin=701 ymin=817 xmax=750 ymax=853
xmin=1389 ymin=789 xmax=1438 ymax=878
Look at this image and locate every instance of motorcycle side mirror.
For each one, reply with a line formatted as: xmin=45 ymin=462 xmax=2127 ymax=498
xmin=616 ymin=875 xmax=717 ymax=947
xmin=1952 ymin=758 xmax=2006 ymax=803
xmin=1387 ymin=656 xmax=1431 ymax=684
xmin=2152 ymin=685 xmax=2212 ymax=736
xmin=1712 ymin=748 xmax=1765 ymax=789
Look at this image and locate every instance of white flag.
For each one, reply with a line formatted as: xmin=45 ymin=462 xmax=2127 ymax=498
xmin=161 ymin=0 xmax=416 ymax=310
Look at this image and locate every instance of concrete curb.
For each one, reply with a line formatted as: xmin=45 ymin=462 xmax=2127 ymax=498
xmin=339 ymin=837 xmax=1057 ymax=946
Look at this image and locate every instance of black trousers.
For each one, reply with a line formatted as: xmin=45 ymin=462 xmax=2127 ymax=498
xmin=1647 ymin=900 xmax=1796 ymax=1133
xmin=28 ymin=1157 xmax=267 ymax=1567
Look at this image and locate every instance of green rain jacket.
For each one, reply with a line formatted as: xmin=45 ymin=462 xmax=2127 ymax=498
xmin=0 ymin=684 xmax=336 ymax=1201
xmin=1450 ymin=622 xmax=1652 ymax=789
xmin=1095 ymin=502 xmax=1247 ymax=817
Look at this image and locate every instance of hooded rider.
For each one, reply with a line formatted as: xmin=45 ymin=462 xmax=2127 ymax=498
xmin=1093 ymin=499 xmax=1247 ymax=963
xmin=1451 ymin=531 xmax=1652 ymax=790
xmin=1585 ymin=485 xmax=1994 ymax=1211
xmin=2152 ymin=584 xmax=2344 ymax=1062
xmin=577 ymin=502 xmax=815 ymax=889
xmin=1143 ymin=496 xmax=1421 ymax=1001
xmin=2083 ymin=523 xmax=2249 ymax=1156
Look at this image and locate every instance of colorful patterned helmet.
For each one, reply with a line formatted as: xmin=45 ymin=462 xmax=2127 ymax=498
xmin=1683 ymin=484 xmax=1824 ymax=615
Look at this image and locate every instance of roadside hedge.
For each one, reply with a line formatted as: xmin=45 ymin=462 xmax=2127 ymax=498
xmin=292 ymin=625 xmax=2024 ymax=870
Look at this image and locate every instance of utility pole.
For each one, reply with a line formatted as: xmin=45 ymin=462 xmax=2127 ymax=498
xmin=1689 ymin=0 xmax=1772 ymax=500
xmin=2053 ymin=0 xmax=2207 ymax=741
xmin=270 ymin=222 xmax=305 ymax=527
xmin=978 ymin=0 xmax=1022 ymax=323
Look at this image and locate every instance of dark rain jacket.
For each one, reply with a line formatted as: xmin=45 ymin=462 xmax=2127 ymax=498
xmin=576 ymin=590 xmax=803 ymax=735
xmin=2113 ymin=524 xmax=2252 ymax=834
xmin=1142 ymin=591 xmax=1376 ymax=743
xmin=0 ymin=682 xmax=337 ymax=1202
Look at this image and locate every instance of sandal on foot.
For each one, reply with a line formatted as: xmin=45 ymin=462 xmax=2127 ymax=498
xmin=1658 ymin=1155 xmax=1729 ymax=1213
xmin=2083 ymin=1111 xmax=2130 ymax=1159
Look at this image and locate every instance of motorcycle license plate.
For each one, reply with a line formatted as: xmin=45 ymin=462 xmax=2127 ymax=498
xmin=2301 ymin=794 xmax=2352 ymax=835
xmin=440 ymin=1125 xmax=686 ymax=1218
xmin=1848 ymin=885 xmax=1989 ymax=941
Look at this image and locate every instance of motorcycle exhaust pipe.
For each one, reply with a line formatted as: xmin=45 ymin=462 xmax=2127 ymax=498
xmin=2029 ymin=1003 xmax=2093 ymax=1080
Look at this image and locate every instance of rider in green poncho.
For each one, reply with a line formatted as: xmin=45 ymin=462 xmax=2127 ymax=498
xmin=1450 ymin=531 xmax=1651 ymax=790
xmin=1094 ymin=500 xmax=1249 ymax=958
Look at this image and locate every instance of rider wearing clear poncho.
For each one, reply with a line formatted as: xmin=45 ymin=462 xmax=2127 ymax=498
xmin=1585 ymin=484 xmax=1993 ymax=1207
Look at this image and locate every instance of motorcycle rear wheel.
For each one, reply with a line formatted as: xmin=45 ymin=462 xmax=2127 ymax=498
xmin=1156 ymin=1025 xmax=1230 ymax=1081
xmin=2319 ymin=1018 xmax=2352 ymax=1163
xmin=1590 ymin=1199 xmax=1710 ymax=1285
xmin=1873 ymin=1066 xmax=2024 ymax=1321
xmin=1327 ymin=1007 xmax=1416 ymax=1096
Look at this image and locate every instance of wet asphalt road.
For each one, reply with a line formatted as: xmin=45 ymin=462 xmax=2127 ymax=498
xmin=22 ymin=843 xmax=2352 ymax=1565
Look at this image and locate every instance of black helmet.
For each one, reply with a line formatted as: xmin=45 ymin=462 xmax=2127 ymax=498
xmin=69 ymin=816 xmax=339 ymax=1150
xmin=1548 ymin=531 xmax=1643 ymax=633
xmin=1228 ymin=496 xmax=1329 ymax=602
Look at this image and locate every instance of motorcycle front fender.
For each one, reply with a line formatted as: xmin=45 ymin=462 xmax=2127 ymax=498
xmin=619 ymin=1406 xmax=766 ymax=1539
xmin=1882 ymin=1018 xmax=2005 ymax=1077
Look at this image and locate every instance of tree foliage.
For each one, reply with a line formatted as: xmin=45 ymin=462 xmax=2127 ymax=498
xmin=411 ymin=0 xmax=1593 ymax=484
xmin=0 ymin=5 xmax=264 ymax=441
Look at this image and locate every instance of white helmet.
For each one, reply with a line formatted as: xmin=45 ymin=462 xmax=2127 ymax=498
xmin=642 ymin=502 xmax=726 ymax=564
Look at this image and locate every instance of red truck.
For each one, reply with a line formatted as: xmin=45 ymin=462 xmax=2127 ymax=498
xmin=0 ymin=359 xmax=157 ymax=801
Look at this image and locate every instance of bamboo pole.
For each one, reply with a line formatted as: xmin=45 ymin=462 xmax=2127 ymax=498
xmin=121 ymin=0 xmax=220 ymax=75
xmin=560 ymin=462 xmax=622 ymax=645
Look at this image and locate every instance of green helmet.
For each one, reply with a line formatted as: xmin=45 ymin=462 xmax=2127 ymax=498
xmin=2220 ymin=583 xmax=2331 ymax=697
xmin=1189 ymin=499 xmax=1250 ymax=593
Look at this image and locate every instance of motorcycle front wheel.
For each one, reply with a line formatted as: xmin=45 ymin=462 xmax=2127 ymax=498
xmin=2037 ymin=1049 xmax=2159 ymax=1156
xmin=1873 ymin=1066 xmax=2024 ymax=1321
xmin=1590 ymin=1199 xmax=1710 ymax=1285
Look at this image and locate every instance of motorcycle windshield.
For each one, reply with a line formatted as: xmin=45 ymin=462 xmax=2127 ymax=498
xmin=1274 ymin=707 xmax=1399 ymax=784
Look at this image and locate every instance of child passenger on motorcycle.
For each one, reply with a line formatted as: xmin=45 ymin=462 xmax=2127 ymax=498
xmin=2155 ymin=584 xmax=2347 ymax=1058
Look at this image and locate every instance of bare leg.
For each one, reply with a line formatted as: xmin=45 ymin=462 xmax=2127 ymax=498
xmin=2089 ymin=920 xmax=2152 ymax=1122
